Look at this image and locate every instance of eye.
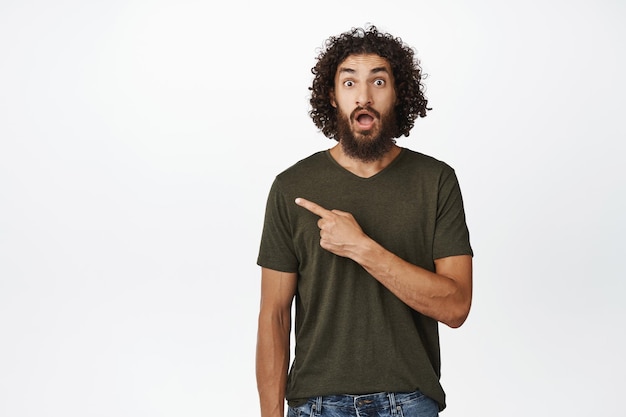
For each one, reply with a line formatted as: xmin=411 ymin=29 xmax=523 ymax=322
xmin=374 ymin=79 xmax=386 ymax=86
xmin=343 ymin=80 xmax=354 ymax=87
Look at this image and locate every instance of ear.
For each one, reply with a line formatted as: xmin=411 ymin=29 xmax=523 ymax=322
xmin=329 ymin=89 xmax=337 ymax=108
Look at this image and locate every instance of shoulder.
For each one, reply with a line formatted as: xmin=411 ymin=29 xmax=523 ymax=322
xmin=277 ymin=151 xmax=328 ymax=176
xmin=397 ymin=148 xmax=456 ymax=178
xmin=272 ymin=151 xmax=332 ymax=189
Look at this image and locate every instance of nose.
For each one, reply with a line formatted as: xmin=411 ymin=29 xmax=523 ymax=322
xmin=356 ymin=84 xmax=372 ymax=107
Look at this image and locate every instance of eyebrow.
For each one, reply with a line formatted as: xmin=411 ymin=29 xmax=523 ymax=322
xmin=338 ymin=66 xmax=390 ymax=76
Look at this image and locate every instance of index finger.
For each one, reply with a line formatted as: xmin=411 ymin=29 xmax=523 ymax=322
xmin=295 ymin=197 xmax=332 ymax=218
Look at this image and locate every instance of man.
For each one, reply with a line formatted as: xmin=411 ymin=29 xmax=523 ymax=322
xmin=256 ymin=25 xmax=473 ymax=417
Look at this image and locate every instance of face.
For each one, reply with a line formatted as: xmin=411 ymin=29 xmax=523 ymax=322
xmin=331 ymin=54 xmax=398 ymax=161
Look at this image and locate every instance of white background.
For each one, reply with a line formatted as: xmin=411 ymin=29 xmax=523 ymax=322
xmin=1 ymin=0 xmax=624 ymax=416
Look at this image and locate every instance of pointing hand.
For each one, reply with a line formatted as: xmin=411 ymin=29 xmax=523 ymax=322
xmin=295 ymin=198 xmax=367 ymax=258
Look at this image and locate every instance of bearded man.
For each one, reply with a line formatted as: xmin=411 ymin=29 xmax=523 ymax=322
xmin=256 ymin=25 xmax=473 ymax=417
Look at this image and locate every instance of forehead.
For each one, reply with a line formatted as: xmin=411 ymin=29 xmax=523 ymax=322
xmin=335 ymin=53 xmax=393 ymax=76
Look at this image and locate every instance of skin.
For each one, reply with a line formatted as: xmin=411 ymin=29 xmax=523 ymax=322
xmin=256 ymin=268 xmax=297 ymax=417
xmin=256 ymin=53 xmax=473 ymax=417
xmin=331 ymin=53 xmax=399 ymax=168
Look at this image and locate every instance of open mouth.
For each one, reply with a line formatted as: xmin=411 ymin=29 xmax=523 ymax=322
xmin=354 ymin=110 xmax=376 ymax=130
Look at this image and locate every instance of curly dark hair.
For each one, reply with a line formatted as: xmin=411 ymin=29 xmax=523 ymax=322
xmin=309 ymin=25 xmax=430 ymax=140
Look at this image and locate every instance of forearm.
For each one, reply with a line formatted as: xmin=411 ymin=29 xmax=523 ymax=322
xmin=256 ymin=311 xmax=291 ymax=417
xmin=351 ymin=237 xmax=472 ymax=328
xmin=292 ymin=197 xmax=471 ymax=326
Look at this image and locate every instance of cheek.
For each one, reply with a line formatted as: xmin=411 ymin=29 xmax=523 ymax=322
xmin=379 ymin=93 xmax=397 ymax=113
xmin=333 ymin=93 xmax=350 ymax=110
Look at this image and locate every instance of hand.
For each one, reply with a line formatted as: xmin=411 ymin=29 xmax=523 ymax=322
xmin=295 ymin=197 xmax=367 ymax=258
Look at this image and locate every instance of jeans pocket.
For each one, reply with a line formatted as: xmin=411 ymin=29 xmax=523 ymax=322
xmin=396 ymin=392 xmax=439 ymax=417
xmin=287 ymin=402 xmax=313 ymax=417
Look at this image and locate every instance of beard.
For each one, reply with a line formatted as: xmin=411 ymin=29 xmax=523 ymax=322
xmin=336 ymin=105 xmax=399 ymax=162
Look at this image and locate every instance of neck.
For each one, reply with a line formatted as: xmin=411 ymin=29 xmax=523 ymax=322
xmin=329 ymin=143 xmax=402 ymax=178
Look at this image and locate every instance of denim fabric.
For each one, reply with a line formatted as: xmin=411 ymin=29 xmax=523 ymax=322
xmin=287 ymin=391 xmax=439 ymax=417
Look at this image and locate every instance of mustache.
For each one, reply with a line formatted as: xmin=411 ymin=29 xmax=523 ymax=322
xmin=350 ymin=106 xmax=381 ymax=119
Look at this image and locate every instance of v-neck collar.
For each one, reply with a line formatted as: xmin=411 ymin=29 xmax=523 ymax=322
xmin=324 ymin=147 xmax=406 ymax=181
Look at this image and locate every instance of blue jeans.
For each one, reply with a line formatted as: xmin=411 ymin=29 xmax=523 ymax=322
xmin=287 ymin=391 xmax=439 ymax=417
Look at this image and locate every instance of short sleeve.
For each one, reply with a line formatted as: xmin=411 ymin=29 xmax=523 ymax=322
xmin=432 ymin=167 xmax=473 ymax=260
xmin=257 ymin=178 xmax=299 ymax=272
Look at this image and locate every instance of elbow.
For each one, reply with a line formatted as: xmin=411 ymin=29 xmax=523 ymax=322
xmin=443 ymin=300 xmax=472 ymax=329
xmin=445 ymin=313 xmax=468 ymax=329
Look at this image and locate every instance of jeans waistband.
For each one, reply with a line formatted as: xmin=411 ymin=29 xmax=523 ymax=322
xmin=309 ymin=391 xmax=423 ymax=415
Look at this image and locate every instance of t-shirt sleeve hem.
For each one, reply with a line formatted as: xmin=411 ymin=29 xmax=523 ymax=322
xmin=432 ymin=248 xmax=474 ymax=260
xmin=256 ymin=258 xmax=299 ymax=274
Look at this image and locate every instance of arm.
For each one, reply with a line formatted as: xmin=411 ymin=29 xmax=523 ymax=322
xmin=256 ymin=267 xmax=298 ymax=417
xmin=356 ymin=243 xmax=472 ymax=328
xmin=295 ymin=198 xmax=472 ymax=328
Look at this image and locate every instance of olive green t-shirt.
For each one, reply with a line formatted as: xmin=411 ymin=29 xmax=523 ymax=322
xmin=257 ymin=148 xmax=473 ymax=411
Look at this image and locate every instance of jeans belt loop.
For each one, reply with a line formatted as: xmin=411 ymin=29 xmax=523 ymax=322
xmin=388 ymin=392 xmax=398 ymax=416
xmin=314 ymin=396 xmax=322 ymax=416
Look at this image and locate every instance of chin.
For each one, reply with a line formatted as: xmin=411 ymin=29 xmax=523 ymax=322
xmin=353 ymin=129 xmax=378 ymax=140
